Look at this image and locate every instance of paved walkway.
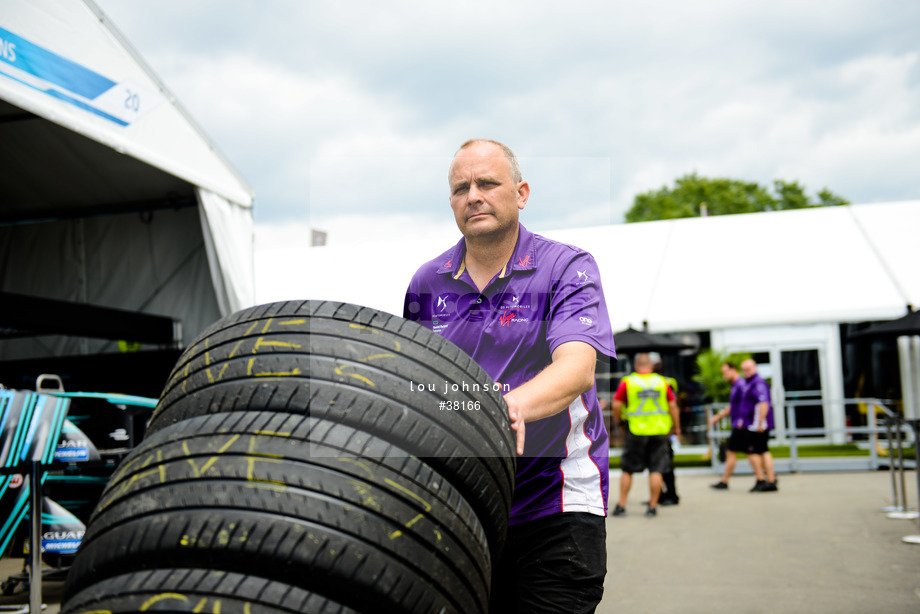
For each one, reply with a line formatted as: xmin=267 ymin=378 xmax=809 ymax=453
xmin=601 ymin=470 xmax=920 ymax=614
xmin=1 ymin=470 xmax=918 ymax=614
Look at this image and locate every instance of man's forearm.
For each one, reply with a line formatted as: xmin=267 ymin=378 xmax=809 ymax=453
xmin=504 ymin=341 xmax=597 ymax=423
xmin=756 ymin=402 xmax=769 ymax=428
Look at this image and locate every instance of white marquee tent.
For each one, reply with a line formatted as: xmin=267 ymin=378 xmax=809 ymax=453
xmin=257 ymin=200 xmax=920 ymax=434
xmin=0 ymin=0 xmax=254 ymax=393
xmin=259 ymin=200 xmax=919 ymax=330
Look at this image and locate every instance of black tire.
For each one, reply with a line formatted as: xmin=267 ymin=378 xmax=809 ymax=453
xmin=64 ymin=412 xmax=489 ymax=614
xmin=62 ymin=568 xmax=359 ymax=614
xmin=147 ymin=300 xmax=515 ymax=555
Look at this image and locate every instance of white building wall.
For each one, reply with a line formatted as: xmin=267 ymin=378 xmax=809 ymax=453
xmin=713 ymin=323 xmax=847 ymax=444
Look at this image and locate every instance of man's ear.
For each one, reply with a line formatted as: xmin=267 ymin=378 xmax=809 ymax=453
xmin=517 ymin=181 xmax=530 ymax=210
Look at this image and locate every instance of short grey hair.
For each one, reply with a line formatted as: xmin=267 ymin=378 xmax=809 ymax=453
xmin=453 ymin=139 xmax=523 ymax=184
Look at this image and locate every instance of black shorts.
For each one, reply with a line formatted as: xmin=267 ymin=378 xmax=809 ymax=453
xmin=489 ymin=512 xmax=607 ymax=613
xmin=621 ymin=430 xmax=671 ymax=474
xmin=726 ymin=428 xmax=748 ymax=453
xmin=746 ymin=430 xmax=771 ymax=454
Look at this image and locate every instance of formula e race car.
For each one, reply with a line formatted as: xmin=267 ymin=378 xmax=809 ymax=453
xmin=0 ymin=375 xmax=155 ymax=595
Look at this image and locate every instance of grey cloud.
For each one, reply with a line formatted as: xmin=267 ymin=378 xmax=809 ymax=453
xmin=93 ymin=0 xmax=920 ymax=227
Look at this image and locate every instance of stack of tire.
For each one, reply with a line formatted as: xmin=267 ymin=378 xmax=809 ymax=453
xmin=60 ymin=300 xmax=516 ymax=614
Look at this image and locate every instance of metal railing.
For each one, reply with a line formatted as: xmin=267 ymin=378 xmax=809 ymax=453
xmin=878 ymin=415 xmax=920 ymax=545
xmin=704 ymin=398 xmax=915 ymax=473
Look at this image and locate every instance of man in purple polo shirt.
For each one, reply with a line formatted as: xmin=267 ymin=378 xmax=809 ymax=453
xmin=739 ymin=358 xmax=778 ymax=492
xmin=709 ymin=361 xmax=748 ymax=489
xmin=404 ymin=139 xmax=615 ymax=613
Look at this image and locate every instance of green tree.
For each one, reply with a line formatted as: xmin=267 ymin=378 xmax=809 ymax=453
xmin=693 ymin=349 xmax=752 ymax=403
xmin=625 ymin=173 xmax=849 ymax=223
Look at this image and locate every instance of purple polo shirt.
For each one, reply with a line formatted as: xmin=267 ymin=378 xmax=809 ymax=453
xmin=403 ymin=223 xmax=615 ymax=525
xmin=728 ymin=377 xmax=745 ymax=428
xmin=740 ymin=373 xmax=775 ymax=431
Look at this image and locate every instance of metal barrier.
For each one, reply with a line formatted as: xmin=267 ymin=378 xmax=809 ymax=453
xmin=705 ymin=398 xmax=914 ymax=473
xmin=885 ymin=416 xmax=920 ymax=545
xmin=877 ymin=408 xmax=912 ymax=516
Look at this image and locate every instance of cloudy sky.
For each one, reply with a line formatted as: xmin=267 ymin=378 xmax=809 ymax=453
xmin=93 ymin=0 xmax=920 ymax=247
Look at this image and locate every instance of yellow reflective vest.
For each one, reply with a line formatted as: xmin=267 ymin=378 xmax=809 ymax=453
xmin=623 ymin=372 xmax=673 ymax=436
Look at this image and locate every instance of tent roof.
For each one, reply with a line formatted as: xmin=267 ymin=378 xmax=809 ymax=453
xmin=0 ymin=0 xmax=253 ymax=219
xmin=612 ymin=327 xmax=693 ymax=353
xmin=545 ymin=200 xmax=920 ymax=332
xmin=1 ymin=0 xmax=255 ymax=367
xmin=0 ymin=98 xmax=197 ymax=223
xmin=258 ymin=200 xmax=920 ymax=334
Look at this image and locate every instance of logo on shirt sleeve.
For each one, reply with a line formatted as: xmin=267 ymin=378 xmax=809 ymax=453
xmin=576 ymin=270 xmax=590 ymax=285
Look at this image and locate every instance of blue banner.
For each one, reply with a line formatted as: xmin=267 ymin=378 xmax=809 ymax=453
xmin=0 ymin=26 xmax=116 ymax=99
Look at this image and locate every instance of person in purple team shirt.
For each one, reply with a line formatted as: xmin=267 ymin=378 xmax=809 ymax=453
xmin=739 ymin=358 xmax=778 ymax=492
xmin=709 ymin=361 xmax=749 ymax=489
xmin=404 ymin=139 xmax=616 ymax=613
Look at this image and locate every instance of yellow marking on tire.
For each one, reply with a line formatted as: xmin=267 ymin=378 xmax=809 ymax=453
xmin=253 ymin=337 xmax=302 ymax=352
xmin=335 ymin=364 xmax=375 ymax=387
xmin=246 ymin=357 xmax=300 ymax=377
xmin=361 ymin=353 xmax=395 ymax=362
xmin=257 ymin=368 xmax=302 ymax=377
xmin=229 ymin=322 xmax=259 ymax=358
xmin=383 ymin=478 xmax=431 ymax=538
xmin=337 ymin=457 xmax=375 ymax=479
xmin=140 ymin=593 xmax=187 ymax=610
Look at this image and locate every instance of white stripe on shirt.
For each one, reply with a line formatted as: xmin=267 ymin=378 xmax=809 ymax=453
xmin=560 ymin=394 xmax=606 ymax=515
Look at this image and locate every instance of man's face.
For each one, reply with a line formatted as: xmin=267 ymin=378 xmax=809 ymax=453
xmin=448 ymin=142 xmax=529 ymax=239
xmin=741 ymin=360 xmax=757 ymax=379
xmin=721 ymin=364 xmax=735 ymax=381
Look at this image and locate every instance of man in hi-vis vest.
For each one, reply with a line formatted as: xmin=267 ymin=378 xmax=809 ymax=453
xmin=610 ymin=353 xmax=680 ymax=517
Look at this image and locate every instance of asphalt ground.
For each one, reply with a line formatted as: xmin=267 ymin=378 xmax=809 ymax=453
xmin=601 ymin=469 xmax=920 ymax=614
xmin=1 ymin=470 xmax=918 ymax=614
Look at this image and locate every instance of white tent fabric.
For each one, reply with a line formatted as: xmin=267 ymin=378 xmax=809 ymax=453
xmin=0 ymin=0 xmax=254 ymax=360
xmin=198 ymin=188 xmax=255 ymax=316
xmin=547 ymin=200 xmax=919 ymax=332
xmin=256 ymin=201 xmax=920 ymax=334
xmin=0 ymin=206 xmax=219 ymax=359
xmin=0 ymin=0 xmax=252 ymax=206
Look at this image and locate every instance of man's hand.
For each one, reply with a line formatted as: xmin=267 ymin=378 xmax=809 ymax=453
xmin=500 ymin=341 xmax=597 ymax=456
xmin=504 ymin=390 xmax=526 ymax=455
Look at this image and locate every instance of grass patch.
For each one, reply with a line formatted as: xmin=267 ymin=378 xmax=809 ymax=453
xmin=769 ymin=444 xmax=867 ymax=458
